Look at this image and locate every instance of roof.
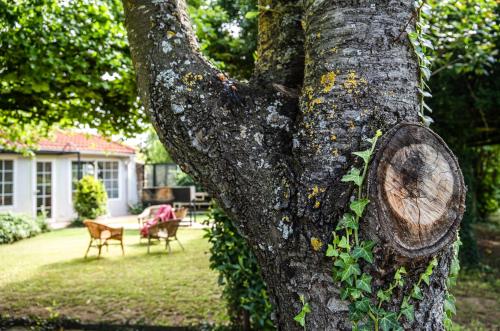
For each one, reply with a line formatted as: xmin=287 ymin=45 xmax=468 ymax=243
xmin=37 ymin=131 xmax=135 ymax=155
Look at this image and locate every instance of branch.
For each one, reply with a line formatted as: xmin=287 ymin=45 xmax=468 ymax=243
xmin=122 ymin=0 xmax=299 ymax=244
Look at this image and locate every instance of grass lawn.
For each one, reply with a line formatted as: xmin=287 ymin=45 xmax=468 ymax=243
xmin=0 ymin=221 xmax=498 ymax=330
xmin=0 ymin=227 xmax=226 ymax=327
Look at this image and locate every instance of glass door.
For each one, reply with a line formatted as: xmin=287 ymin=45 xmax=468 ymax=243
xmin=36 ymin=162 xmax=52 ymax=218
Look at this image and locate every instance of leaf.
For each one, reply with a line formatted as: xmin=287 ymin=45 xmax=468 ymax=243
xmin=294 ymin=296 xmax=310 ymax=327
xmin=326 ymin=244 xmax=339 ymax=257
xmin=336 ymin=213 xmax=358 ymax=231
xmin=379 ymin=312 xmax=399 ymax=331
xmin=411 ymin=284 xmax=423 ymax=300
xmin=377 ymin=289 xmax=391 ymax=303
xmin=244 ymin=11 xmax=259 ymax=19
xmin=341 ymin=168 xmax=363 ymax=186
xmin=400 ymin=297 xmax=414 ymax=322
xmin=350 ymin=199 xmax=370 ymax=217
xmin=444 ymin=293 xmax=456 ymax=316
xmin=356 ymin=273 xmax=372 ymax=293
xmin=352 ymin=245 xmax=373 ymax=263
xmin=338 ymin=236 xmax=350 ymax=249
xmin=353 ymin=149 xmax=372 ymax=164
xmin=341 ymin=262 xmax=361 ymax=282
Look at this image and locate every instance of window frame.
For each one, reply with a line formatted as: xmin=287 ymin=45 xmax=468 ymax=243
xmin=71 ymin=159 xmax=120 ymax=200
xmin=0 ymin=159 xmax=14 ymax=207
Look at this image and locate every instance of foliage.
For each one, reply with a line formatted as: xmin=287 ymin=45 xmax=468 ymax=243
xmin=205 ymin=205 xmax=274 ymax=330
xmin=427 ymin=0 xmax=498 ymax=76
xmin=293 ymin=295 xmax=310 ymax=330
xmin=475 ymin=146 xmax=500 ymax=218
xmin=0 ymin=0 xmax=146 ymax=149
xmin=323 ymin=131 xmax=441 ymax=331
xmin=73 ymin=175 xmax=107 ymax=220
xmin=188 ymin=0 xmax=257 ymax=80
xmin=140 ymin=126 xmax=173 ymax=164
xmin=128 ymin=202 xmax=144 ymax=215
xmin=0 ymin=212 xmax=49 ymax=244
xmin=443 ymin=239 xmax=461 ymax=330
xmin=406 ymin=0 xmax=434 ymax=126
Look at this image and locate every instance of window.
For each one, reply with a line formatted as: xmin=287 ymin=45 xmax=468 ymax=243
xmin=0 ymin=160 xmax=14 ymax=206
xmin=72 ymin=161 xmax=95 ymax=192
xmin=97 ymin=161 xmax=119 ymax=199
xmin=72 ymin=161 xmax=119 ymax=199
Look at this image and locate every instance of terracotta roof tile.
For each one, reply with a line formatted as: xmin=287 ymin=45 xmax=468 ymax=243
xmin=37 ymin=131 xmax=135 ymax=155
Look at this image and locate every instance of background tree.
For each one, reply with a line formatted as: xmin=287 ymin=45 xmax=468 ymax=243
xmin=0 ymin=0 xmax=145 ymax=150
xmin=122 ymin=0 xmax=466 ymax=329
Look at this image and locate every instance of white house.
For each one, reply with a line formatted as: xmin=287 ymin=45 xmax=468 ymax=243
xmin=0 ymin=130 xmax=138 ymax=227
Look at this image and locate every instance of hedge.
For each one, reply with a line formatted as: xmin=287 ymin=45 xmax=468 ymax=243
xmin=0 ymin=212 xmax=49 ymax=244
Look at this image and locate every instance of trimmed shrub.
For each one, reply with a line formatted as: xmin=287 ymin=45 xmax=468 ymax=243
xmin=0 ymin=213 xmax=49 ymax=244
xmin=205 ymin=205 xmax=274 ymax=330
xmin=74 ymin=175 xmax=107 ymax=220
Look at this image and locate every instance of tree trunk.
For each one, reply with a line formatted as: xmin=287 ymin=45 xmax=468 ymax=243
xmin=121 ymin=1 xmax=465 ymax=330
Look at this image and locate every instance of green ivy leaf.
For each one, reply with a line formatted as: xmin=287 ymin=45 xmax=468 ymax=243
xmin=377 ymin=289 xmax=391 ymax=303
xmin=341 ymin=262 xmax=361 ymax=282
xmin=356 ymin=273 xmax=372 ymax=293
xmin=352 ymin=241 xmax=375 ymax=263
xmin=444 ymin=293 xmax=456 ymax=316
xmin=400 ymin=297 xmax=414 ymax=322
xmin=353 ymin=149 xmax=372 ymax=164
xmin=326 ymin=244 xmax=339 ymax=257
xmin=338 ymin=236 xmax=350 ymax=249
xmin=411 ymin=284 xmax=424 ymax=300
xmin=350 ymin=199 xmax=370 ymax=217
xmin=354 ymin=297 xmax=371 ymax=313
xmin=336 ymin=213 xmax=358 ymax=231
xmin=341 ymin=168 xmax=363 ymax=186
xmin=379 ymin=312 xmax=399 ymax=331
xmin=293 ymin=295 xmax=310 ymax=327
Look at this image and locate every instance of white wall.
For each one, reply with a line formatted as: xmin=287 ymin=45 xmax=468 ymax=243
xmin=0 ymin=153 xmax=138 ymax=224
xmin=0 ymin=155 xmax=33 ymax=216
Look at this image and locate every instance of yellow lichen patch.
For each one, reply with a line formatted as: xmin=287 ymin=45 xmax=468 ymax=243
xmin=182 ymin=72 xmax=203 ymax=91
xmin=330 ymin=47 xmax=338 ymax=53
xmin=343 ymin=70 xmax=367 ymax=94
xmin=349 ymin=120 xmax=356 ymax=130
xmin=308 ymin=185 xmax=326 ymax=200
xmin=331 ymin=148 xmax=339 ymax=157
xmin=282 ymin=216 xmax=290 ymax=222
xmin=320 ymin=71 xmax=337 ymax=93
xmin=166 ymin=31 xmax=176 ymax=39
xmin=311 ymin=237 xmax=323 ymax=251
xmin=314 ymin=201 xmax=321 ymax=209
xmin=307 ymin=97 xmax=323 ymax=113
xmin=330 ymin=134 xmax=337 ymax=141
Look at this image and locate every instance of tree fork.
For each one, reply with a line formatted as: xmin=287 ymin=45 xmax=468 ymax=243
xmin=121 ymin=0 xmax=465 ymax=329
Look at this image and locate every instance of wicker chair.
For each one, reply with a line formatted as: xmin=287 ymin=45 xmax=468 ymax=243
xmin=83 ymin=220 xmax=124 ymax=258
xmin=147 ymin=219 xmax=184 ymax=254
xmin=137 ymin=205 xmax=188 ymax=226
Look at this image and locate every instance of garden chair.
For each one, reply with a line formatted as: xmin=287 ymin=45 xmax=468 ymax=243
xmin=147 ymin=219 xmax=184 ymax=254
xmin=83 ymin=220 xmax=124 ymax=258
xmin=138 ymin=205 xmax=188 ymax=241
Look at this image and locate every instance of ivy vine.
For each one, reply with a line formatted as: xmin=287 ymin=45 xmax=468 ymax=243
xmin=293 ymin=130 xmax=460 ymax=330
xmin=326 ymin=131 xmax=439 ymax=331
xmin=406 ymin=0 xmax=434 ymax=126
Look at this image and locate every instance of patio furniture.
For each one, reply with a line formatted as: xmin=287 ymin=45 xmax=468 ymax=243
xmin=147 ymin=219 xmax=184 ymax=254
xmin=138 ymin=205 xmax=188 ymax=240
xmin=83 ymin=220 xmax=124 ymax=258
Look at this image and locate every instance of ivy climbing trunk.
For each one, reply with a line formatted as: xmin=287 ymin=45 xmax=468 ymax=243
xmin=121 ymin=1 xmax=465 ymax=330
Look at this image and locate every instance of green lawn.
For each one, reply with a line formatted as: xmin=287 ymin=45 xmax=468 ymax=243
xmin=0 ymin=224 xmax=498 ymax=330
xmin=0 ymin=227 xmax=226 ymax=327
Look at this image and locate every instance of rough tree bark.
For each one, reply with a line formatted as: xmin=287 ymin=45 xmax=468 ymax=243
xmin=122 ymin=0 xmax=465 ymax=330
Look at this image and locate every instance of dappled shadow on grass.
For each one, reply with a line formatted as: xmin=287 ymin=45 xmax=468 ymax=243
xmin=0 ymin=228 xmax=226 ymax=327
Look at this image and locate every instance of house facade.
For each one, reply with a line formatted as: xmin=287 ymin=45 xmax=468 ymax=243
xmin=0 ymin=131 xmax=138 ymax=226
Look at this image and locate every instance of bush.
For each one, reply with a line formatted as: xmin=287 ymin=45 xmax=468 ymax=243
xmin=74 ymin=175 xmax=107 ymax=220
xmin=0 ymin=212 xmax=49 ymax=244
xmin=205 ymin=205 xmax=274 ymax=330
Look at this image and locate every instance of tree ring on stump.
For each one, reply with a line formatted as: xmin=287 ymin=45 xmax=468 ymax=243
xmin=369 ymin=123 xmax=465 ymax=257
